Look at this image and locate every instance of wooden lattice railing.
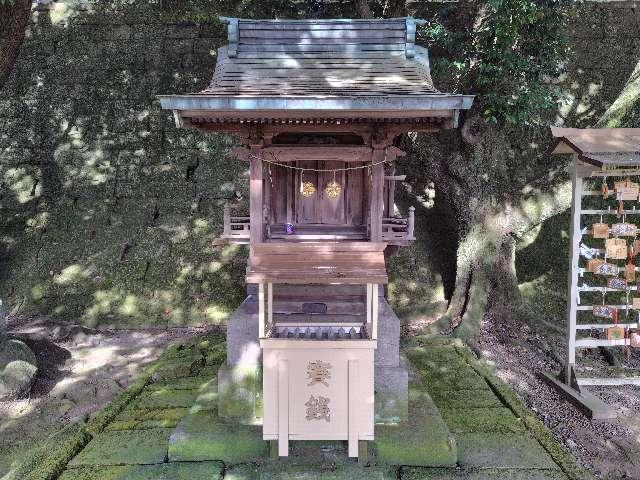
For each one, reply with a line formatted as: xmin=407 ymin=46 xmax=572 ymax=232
xmin=382 ymin=206 xmax=416 ymax=243
xmin=220 ymin=203 xmax=415 ymax=244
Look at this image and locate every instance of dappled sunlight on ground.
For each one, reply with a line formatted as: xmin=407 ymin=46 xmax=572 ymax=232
xmin=0 ymin=316 xmax=211 ymax=477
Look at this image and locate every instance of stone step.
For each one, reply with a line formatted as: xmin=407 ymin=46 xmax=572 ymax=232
xmin=169 ymin=370 xmax=266 ymax=464
xmin=374 ymin=388 xmax=457 ymax=467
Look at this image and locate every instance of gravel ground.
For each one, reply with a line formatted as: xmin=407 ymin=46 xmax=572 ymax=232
xmin=475 ymin=314 xmax=640 ymax=480
xmin=0 ymin=315 xmax=212 ymax=477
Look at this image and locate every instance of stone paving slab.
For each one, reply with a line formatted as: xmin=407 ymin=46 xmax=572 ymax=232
xmin=60 ymin=462 xmax=224 ymax=480
xmin=401 ymin=467 xmax=568 ymax=479
xmin=457 ymin=433 xmax=560 ymax=470
xmin=146 ymin=375 xmax=216 ymax=391
xmin=68 ymin=429 xmax=172 ymax=467
xmin=106 ymin=407 xmax=188 ymax=432
xmin=226 ymin=464 xmax=396 ymax=479
xmin=441 ymin=407 xmax=526 ymax=434
xmin=168 ymin=410 xmax=266 ymax=463
xmin=127 ymin=387 xmax=200 ymax=410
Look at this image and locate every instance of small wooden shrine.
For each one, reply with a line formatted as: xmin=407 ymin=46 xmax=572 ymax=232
xmin=161 ymin=17 xmax=473 ymax=458
xmin=544 ymin=127 xmax=640 ymax=420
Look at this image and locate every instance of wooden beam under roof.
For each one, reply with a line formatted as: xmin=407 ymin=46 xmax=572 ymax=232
xmin=231 ymin=145 xmax=405 ymax=163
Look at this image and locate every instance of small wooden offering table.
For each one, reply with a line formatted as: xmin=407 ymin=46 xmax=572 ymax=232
xmin=250 ymin=242 xmax=385 ymax=457
xmin=160 ymin=16 xmax=473 ymax=459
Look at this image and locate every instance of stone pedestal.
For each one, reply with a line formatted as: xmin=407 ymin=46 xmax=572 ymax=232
xmin=218 ymin=294 xmax=408 ymax=426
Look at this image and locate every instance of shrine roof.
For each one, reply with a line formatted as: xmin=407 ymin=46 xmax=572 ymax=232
xmin=159 ymin=17 xmax=473 ymax=128
xmin=551 ymin=127 xmax=640 ymax=167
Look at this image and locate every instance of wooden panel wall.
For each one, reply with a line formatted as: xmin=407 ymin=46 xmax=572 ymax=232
xmin=267 ymin=160 xmax=366 ymax=226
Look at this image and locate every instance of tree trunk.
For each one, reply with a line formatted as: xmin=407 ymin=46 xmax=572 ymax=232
xmin=597 ymin=59 xmax=640 ymax=128
xmin=0 ymin=0 xmax=32 ymax=89
xmin=423 ymin=122 xmax=574 ymax=337
xmin=384 ymin=0 xmax=406 ymax=17
xmin=439 ymin=56 xmax=640 ymax=337
xmin=354 ymin=0 xmax=373 ymax=19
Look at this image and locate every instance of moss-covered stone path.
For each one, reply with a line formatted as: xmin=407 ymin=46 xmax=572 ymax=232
xmin=22 ymin=335 xmax=591 ymax=480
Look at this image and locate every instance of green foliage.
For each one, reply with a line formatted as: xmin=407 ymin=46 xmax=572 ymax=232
xmin=422 ymin=0 xmax=578 ymax=126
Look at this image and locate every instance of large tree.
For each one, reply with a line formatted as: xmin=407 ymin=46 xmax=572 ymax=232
xmin=0 ymin=0 xmax=31 ymax=89
xmin=356 ymin=0 xmax=578 ymax=336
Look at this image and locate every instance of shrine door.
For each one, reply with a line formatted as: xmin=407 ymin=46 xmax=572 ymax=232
xmin=293 ymin=160 xmax=365 ymax=226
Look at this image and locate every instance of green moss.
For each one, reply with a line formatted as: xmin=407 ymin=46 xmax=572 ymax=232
xmin=105 ymin=406 xmax=188 ymax=431
xmin=455 ymin=345 xmax=596 ymax=480
xmin=127 ymin=387 xmax=200 ymax=410
xmin=86 ymin=376 xmax=151 ymax=436
xmin=2 ymin=423 xmax=92 ymax=480
xmin=68 ymin=429 xmax=172 ymax=467
xmin=375 ymin=420 xmax=456 ymax=467
xmin=374 ymin=388 xmax=456 ymax=467
xmin=428 ymin=389 xmax=503 ymax=409
xmin=226 ymin=464 xmax=396 ymax=480
xmin=168 ymin=410 xmax=266 ymax=464
xmin=58 ymin=466 xmax=129 ymax=480
xmin=456 ymin=433 xmax=558 ymax=470
xmin=59 ymin=462 xmax=224 ymax=480
xmin=441 ymin=407 xmax=526 ymax=434
xmin=401 ymin=467 xmax=568 ymax=479
xmin=146 ymin=375 xmax=215 ymax=391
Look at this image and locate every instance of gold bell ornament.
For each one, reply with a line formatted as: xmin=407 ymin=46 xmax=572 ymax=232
xmin=325 ymin=171 xmax=342 ymax=199
xmin=300 ymin=170 xmax=316 ymax=198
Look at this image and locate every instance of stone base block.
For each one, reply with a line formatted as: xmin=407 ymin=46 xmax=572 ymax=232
xmin=226 ymin=297 xmax=261 ymax=367
xmin=374 ymin=361 xmax=408 ymax=425
xmin=168 ymin=410 xmax=267 ymax=464
xmin=374 ymin=389 xmax=456 ymax=467
xmin=217 ymin=364 xmax=263 ymax=424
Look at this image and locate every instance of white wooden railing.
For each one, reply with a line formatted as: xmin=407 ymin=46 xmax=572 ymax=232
xmin=381 ymin=206 xmax=415 ymax=243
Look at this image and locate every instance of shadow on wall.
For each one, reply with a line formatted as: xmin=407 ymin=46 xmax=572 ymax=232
xmin=0 ymin=2 xmax=253 ymax=328
xmin=0 ymin=0 xmax=396 ymax=329
xmin=1 ymin=1 xmax=638 ymax=330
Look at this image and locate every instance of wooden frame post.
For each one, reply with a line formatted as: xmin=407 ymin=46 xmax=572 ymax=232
xmin=565 ymin=155 xmax=582 ymax=383
xmin=267 ymin=282 xmax=273 ymax=333
xmin=348 ymin=359 xmax=359 ymax=457
xmin=366 ymin=283 xmax=372 ymax=338
xmin=370 ymin=148 xmax=385 ymax=241
xmin=278 ymin=359 xmax=289 ymax=457
xmin=372 ymin=284 xmax=378 ymax=340
xmin=250 ymin=150 xmax=264 ymax=243
xmin=258 ymin=283 xmax=265 ymax=338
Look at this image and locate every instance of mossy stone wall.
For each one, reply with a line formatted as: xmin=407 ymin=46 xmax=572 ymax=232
xmin=1 ymin=1 xmax=638 ymax=328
